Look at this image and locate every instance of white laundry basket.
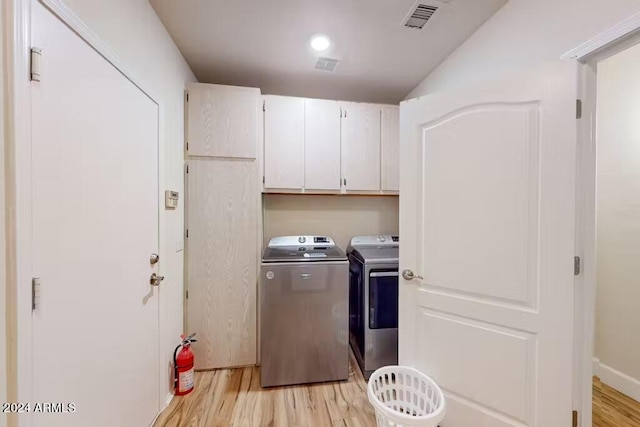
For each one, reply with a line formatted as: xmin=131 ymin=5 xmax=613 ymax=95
xmin=367 ymin=366 xmax=445 ymax=427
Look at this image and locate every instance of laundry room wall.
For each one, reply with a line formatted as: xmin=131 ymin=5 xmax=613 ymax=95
xmin=1 ymin=3 xmax=8 ymax=426
xmin=263 ymin=194 xmax=399 ymax=250
xmin=594 ymin=43 xmax=640 ymax=393
xmin=406 ymin=0 xmax=640 ymax=98
xmin=56 ymin=0 xmax=196 ymax=404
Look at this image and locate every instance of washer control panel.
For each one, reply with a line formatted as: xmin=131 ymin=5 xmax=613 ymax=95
xmin=268 ymin=236 xmax=336 ymax=248
xmin=349 ymin=235 xmax=399 ymax=247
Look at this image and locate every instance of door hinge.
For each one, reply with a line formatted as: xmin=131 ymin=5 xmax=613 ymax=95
xmin=185 ymin=229 xmax=189 ymax=238
xmin=186 ymin=290 xmax=189 ymax=300
xmin=343 ymin=178 xmax=347 ymax=186
xmin=186 ymin=92 xmax=189 ymax=102
xmin=185 ymin=164 xmax=189 ymax=174
xmin=262 ymin=176 xmax=265 ymax=184
xmin=32 ymin=277 xmax=41 ymax=310
xmin=186 ymin=142 xmax=189 ymax=151
xmin=576 ymin=99 xmax=582 ymax=119
xmin=340 ymin=108 xmax=343 ymax=118
xmin=263 ymin=100 xmax=266 ymax=112
xmin=574 ymin=256 xmax=581 ymax=276
xmin=30 ymin=47 xmax=42 ymax=82
xmin=572 ymin=410 xmax=578 ymax=427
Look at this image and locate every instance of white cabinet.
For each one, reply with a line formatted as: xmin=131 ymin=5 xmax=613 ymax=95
xmin=304 ymin=99 xmax=342 ymax=190
xmin=381 ymin=106 xmax=400 ymax=192
xmin=263 ymin=95 xmax=305 ymax=189
xmin=261 ymin=96 xmax=398 ymax=194
xmin=340 ymin=102 xmax=382 ymax=191
xmin=186 ymin=83 xmax=260 ymax=369
xmin=187 ymin=83 xmax=260 ymax=159
xmin=187 ymin=159 xmax=258 ymax=369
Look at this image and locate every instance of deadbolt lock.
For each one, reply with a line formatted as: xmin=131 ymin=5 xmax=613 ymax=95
xmin=150 ymin=253 xmax=160 ymax=265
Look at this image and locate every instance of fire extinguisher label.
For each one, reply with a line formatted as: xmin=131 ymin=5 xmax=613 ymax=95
xmin=179 ymin=368 xmax=194 ymax=393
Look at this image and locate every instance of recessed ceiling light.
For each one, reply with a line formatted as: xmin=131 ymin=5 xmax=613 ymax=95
xmin=310 ymin=34 xmax=331 ymax=52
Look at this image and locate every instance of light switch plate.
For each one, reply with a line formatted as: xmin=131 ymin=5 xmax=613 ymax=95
xmin=165 ymin=190 xmax=179 ymax=209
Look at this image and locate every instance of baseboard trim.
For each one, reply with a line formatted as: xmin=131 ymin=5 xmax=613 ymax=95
xmin=149 ymin=392 xmax=174 ymax=426
xmin=593 ymin=358 xmax=640 ymax=402
xmin=165 ymin=391 xmax=175 ymax=407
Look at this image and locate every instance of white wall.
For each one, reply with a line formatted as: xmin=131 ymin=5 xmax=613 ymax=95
xmin=406 ymin=0 xmax=640 ymax=98
xmin=595 ymin=43 xmax=640 ymax=385
xmin=263 ymin=195 xmax=399 ymax=250
xmin=1 ymin=3 xmax=7 ymax=427
xmin=58 ymin=0 xmax=196 ymax=403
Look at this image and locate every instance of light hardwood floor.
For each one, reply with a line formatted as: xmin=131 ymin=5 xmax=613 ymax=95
xmin=155 ymin=368 xmax=640 ymax=426
xmin=154 ymin=355 xmax=375 ymax=427
xmin=593 ymin=376 xmax=640 ymax=427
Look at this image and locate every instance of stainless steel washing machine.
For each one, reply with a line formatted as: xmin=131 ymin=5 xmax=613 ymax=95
xmin=347 ymin=235 xmax=399 ymax=379
xmin=260 ymin=235 xmax=349 ymax=387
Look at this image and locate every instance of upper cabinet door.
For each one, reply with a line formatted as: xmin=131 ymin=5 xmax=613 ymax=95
xmin=187 ymin=83 xmax=260 ymax=159
xmin=381 ymin=106 xmax=400 ymax=192
xmin=304 ymin=99 xmax=342 ymax=190
xmin=264 ymin=95 xmax=305 ymax=189
xmin=341 ymin=102 xmax=381 ymax=191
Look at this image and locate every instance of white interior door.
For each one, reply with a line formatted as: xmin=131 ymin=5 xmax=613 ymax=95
xmin=399 ymin=61 xmax=577 ymax=427
xmin=31 ymin=2 xmax=160 ymax=426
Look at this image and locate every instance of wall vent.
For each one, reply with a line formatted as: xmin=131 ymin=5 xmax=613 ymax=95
xmin=315 ymin=57 xmax=339 ymax=72
xmin=403 ymin=3 xmax=439 ymax=29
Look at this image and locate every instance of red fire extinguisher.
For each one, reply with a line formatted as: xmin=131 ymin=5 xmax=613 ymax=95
xmin=174 ymin=333 xmax=197 ymax=396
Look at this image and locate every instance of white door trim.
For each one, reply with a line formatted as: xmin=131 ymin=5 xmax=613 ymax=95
xmin=562 ymin=10 xmax=640 ymax=60
xmin=7 ymin=1 xmax=166 ymax=425
xmin=571 ymin=17 xmax=640 ymax=427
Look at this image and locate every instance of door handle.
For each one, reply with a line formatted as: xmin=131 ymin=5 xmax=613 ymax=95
xmin=150 ymin=273 xmax=164 ymax=286
xmin=150 ymin=253 xmax=160 ymax=265
xmin=402 ymin=269 xmax=423 ymax=281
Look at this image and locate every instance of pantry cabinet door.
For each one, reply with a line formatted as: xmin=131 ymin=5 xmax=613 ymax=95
xmin=381 ymin=106 xmax=400 ymax=192
xmin=187 ymin=83 xmax=260 ymax=159
xmin=264 ymin=95 xmax=305 ymax=189
xmin=305 ymin=99 xmax=342 ymax=190
xmin=341 ymin=102 xmax=381 ymax=191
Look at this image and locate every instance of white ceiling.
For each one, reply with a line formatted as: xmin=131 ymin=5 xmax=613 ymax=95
xmin=150 ymin=0 xmax=507 ymax=103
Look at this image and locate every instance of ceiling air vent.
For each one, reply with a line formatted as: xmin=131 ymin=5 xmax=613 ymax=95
xmin=315 ymin=57 xmax=339 ymax=72
xmin=403 ymin=3 xmax=439 ymax=29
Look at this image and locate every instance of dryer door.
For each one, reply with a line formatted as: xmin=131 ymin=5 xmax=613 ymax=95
xmin=369 ymin=270 xmax=399 ymax=329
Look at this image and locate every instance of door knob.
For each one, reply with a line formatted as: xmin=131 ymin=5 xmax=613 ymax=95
xmin=402 ymin=269 xmax=423 ymax=281
xmin=150 ymin=253 xmax=160 ymax=265
xmin=150 ymin=273 xmax=164 ymax=286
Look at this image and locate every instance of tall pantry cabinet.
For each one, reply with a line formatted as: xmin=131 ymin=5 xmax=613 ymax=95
xmin=185 ymin=83 xmax=260 ymax=369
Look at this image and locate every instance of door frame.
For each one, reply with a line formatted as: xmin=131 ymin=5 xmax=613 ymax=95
xmin=5 ymin=1 xmax=166 ymax=425
xmin=563 ymin=13 xmax=640 ymax=427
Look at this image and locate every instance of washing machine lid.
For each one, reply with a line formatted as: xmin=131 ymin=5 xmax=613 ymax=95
xmin=262 ymin=235 xmax=347 ymax=262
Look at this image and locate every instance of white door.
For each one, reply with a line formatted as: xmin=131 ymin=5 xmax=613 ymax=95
xmin=381 ymin=106 xmax=400 ymax=192
xmin=31 ymin=2 xmax=160 ymax=426
xmin=304 ymin=99 xmax=341 ymax=190
xmin=264 ymin=95 xmax=305 ymax=189
xmin=399 ymin=61 xmax=577 ymax=426
xmin=341 ymin=102 xmax=381 ymax=191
